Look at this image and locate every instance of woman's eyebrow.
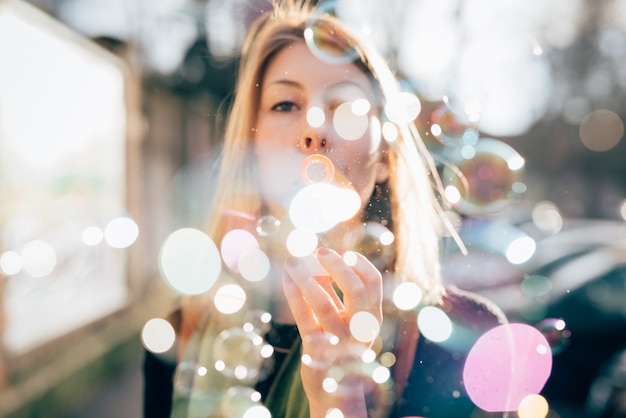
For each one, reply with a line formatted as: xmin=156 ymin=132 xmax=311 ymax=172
xmin=264 ymin=79 xmax=302 ymax=89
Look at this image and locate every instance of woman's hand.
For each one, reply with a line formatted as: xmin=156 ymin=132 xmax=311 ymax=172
xmin=282 ymin=247 xmax=383 ymax=418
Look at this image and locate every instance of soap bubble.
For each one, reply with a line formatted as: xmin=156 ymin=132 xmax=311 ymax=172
xmin=536 ymin=318 xmax=571 ymax=355
xmin=213 ymin=327 xmax=267 ymax=382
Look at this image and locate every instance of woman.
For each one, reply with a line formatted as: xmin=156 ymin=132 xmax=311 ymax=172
xmin=153 ymin=1 xmax=507 ymax=417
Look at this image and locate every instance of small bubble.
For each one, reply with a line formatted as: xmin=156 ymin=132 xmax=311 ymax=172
xmin=238 ymin=248 xmax=270 ymax=282
xmin=333 ymin=101 xmax=370 ymax=140
xmin=384 ymin=92 xmax=421 ymax=124
xmin=521 ymin=275 xmax=552 ymax=297
xmin=418 ymin=306 xmax=452 ymax=343
xmin=213 ymin=284 xmax=246 ymax=314
xmin=221 ymin=229 xmax=259 ymax=274
xmin=104 ymin=216 xmax=138 ymax=248
xmin=518 ymin=394 xmax=549 ymax=418
xmin=82 ymin=226 xmax=103 ymax=246
xmin=392 ymin=282 xmax=423 ymax=311
xmin=0 ymin=251 xmax=22 ymax=275
xmin=256 ymin=215 xmax=281 ymax=237
xmin=21 ymin=239 xmax=56 ymax=278
xmin=301 ymin=154 xmax=335 ymax=185
xmin=213 ymin=328 xmax=265 ymax=382
xmin=349 ymin=311 xmax=380 ymax=343
xmin=536 ymin=318 xmax=571 ymax=355
xmin=307 ymin=106 xmax=325 ymax=128
xmin=141 ymin=318 xmax=176 ymax=354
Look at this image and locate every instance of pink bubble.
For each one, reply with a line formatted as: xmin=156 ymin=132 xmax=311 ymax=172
xmin=463 ymin=323 xmax=552 ymax=412
xmin=220 ymin=229 xmax=259 ymax=273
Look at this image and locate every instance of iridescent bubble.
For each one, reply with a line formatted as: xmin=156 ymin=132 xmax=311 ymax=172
xmin=0 ymin=250 xmax=22 ymax=275
xmin=213 ymin=284 xmax=246 ymax=314
xmin=430 ymin=104 xmax=474 ymax=140
xmin=104 ymin=216 xmax=139 ymax=248
xmin=384 ymin=92 xmax=421 ymax=124
xmin=392 ymin=282 xmax=423 ymax=311
xmin=443 ymin=74 xmax=488 ymax=124
xmin=417 ymin=306 xmax=453 ymax=343
xmin=256 ymin=215 xmax=281 ymax=237
xmin=301 ymin=154 xmax=335 ymax=185
xmin=463 ymin=323 xmax=552 ymax=412
xmin=442 ymin=137 xmax=525 ymax=215
xmin=536 ymin=318 xmax=571 ymax=355
xmin=213 ymin=327 xmax=265 ymax=382
xmin=237 ymin=248 xmax=270 ymax=282
xmin=21 ymin=239 xmax=56 ymax=278
xmin=141 ymin=318 xmax=176 ymax=354
xmin=221 ymin=229 xmax=259 ymax=274
xmin=303 ymin=2 xmax=360 ymax=65
xmin=159 ymin=228 xmax=221 ymax=295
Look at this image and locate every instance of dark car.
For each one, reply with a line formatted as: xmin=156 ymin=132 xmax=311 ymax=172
xmin=441 ymin=217 xmax=626 ymax=417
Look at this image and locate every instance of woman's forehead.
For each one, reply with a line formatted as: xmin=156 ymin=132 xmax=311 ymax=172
xmin=261 ymin=41 xmax=373 ymax=95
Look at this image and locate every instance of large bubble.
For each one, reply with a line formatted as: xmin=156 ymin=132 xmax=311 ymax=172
xmin=289 ymin=183 xmax=361 ymax=233
xmin=442 ymin=137 xmax=525 ymax=215
xmin=303 ymin=1 xmax=361 ymax=65
xmin=159 ymin=228 xmax=221 ymax=295
xmin=463 ymin=323 xmax=552 ymax=412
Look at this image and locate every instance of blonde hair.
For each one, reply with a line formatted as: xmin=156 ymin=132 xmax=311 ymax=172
xmin=182 ymin=0 xmax=449 ymax=341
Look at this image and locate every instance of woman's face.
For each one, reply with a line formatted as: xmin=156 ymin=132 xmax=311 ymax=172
xmin=253 ymin=41 xmax=389 ymax=222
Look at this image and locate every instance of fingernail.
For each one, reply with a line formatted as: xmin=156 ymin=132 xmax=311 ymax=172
xmin=316 ymin=246 xmax=330 ymax=256
xmin=286 ymin=256 xmax=299 ymax=267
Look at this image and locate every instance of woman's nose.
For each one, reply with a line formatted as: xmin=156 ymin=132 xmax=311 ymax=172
xmin=298 ymin=134 xmax=329 ymax=153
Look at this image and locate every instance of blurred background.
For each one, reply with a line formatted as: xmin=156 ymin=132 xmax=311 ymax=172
xmin=0 ymin=0 xmax=625 ymax=417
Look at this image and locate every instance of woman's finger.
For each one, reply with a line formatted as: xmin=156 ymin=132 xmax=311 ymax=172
xmin=282 ymin=272 xmax=320 ymax=337
xmin=316 ymin=247 xmax=383 ymax=323
xmin=283 ymin=256 xmax=349 ymax=339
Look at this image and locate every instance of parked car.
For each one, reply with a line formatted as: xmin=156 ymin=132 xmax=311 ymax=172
xmin=441 ymin=216 xmax=626 ymax=417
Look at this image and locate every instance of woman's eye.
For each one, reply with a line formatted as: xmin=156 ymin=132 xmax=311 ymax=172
xmin=271 ymin=101 xmax=298 ymax=112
